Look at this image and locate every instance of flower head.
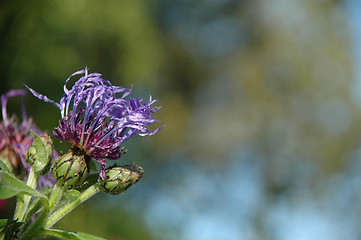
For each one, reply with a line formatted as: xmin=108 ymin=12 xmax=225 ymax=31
xmin=0 ymin=90 xmax=56 ymax=187
xmin=0 ymin=90 xmax=34 ymax=170
xmin=99 ymin=164 xmax=144 ymax=195
xmin=26 ymin=68 xmax=163 ymax=178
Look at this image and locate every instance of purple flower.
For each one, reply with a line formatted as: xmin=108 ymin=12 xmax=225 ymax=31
xmin=0 ymin=90 xmax=56 ymax=187
xmin=0 ymin=90 xmax=33 ymax=170
xmin=26 ymin=68 xmax=163 ymax=178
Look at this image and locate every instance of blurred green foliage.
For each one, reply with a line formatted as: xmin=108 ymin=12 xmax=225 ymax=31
xmin=56 ymin=201 xmax=156 ymax=240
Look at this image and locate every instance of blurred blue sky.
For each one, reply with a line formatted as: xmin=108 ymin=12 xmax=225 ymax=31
xmin=349 ymin=0 xmax=361 ymax=108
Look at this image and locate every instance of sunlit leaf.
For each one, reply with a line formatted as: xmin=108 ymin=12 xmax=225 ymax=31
xmin=0 ymin=171 xmax=47 ymax=203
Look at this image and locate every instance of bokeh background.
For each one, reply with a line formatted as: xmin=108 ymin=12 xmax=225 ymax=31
xmin=1 ymin=0 xmax=361 ymax=239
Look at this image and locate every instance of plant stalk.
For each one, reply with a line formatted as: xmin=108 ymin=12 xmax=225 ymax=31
xmin=45 ymin=184 xmax=101 ymax=228
xmin=14 ymin=167 xmax=37 ymax=221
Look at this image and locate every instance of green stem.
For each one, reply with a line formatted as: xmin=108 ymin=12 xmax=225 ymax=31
xmin=13 ymin=195 xmax=25 ymax=221
xmin=18 ymin=197 xmax=49 ymax=240
xmin=14 ymin=167 xmax=37 ymax=221
xmin=45 ymin=184 xmax=101 ymax=228
xmin=19 ymin=182 xmax=65 ymax=239
xmin=34 ymin=228 xmax=106 ymax=239
xmin=33 ymin=229 xmax=68 ymax=239
xmin=48 ymin=182 xmax=65 ymax=211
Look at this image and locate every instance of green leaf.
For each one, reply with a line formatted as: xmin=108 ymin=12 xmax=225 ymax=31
xmin=64 ymin=189 xmax=81 ymax=203
xmin=23 ymin=197 xmax=43 ymax=221
xmin=0 ymin=171 xmax=47 ymax=203
xmin=0 ymin=219 xmax=23 ymax=240
xmin=36 ymin=229 xmax=106 ymax=240
xmin=27 ymin=131 xmax=48 ymax=172
xmin=0 ymin=159 xmax=12 ymax=175
xmin=0 ymin=219 xmax=8 ymax=229
xmin=75 ymin=232 xmax=106 ymax=240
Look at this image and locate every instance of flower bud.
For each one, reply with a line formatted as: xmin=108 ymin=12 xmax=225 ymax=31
xmin=26 ymin=132 xmax=53 ymax=173
xmin=26 ymin=145 xmax=37 ymax=166
xmin=99 ymin=164 xmax=144 ymax=195
xmin=52 ymin=149 xmax=89 ymax=187
xmin=40 ymin=134 xmax=54 ymax=175
xmin=40 ymin=134 xmax=54 ymax=162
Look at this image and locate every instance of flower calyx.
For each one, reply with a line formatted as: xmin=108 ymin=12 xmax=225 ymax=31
xmin=99 ymin=164 xmax=144 ymax=195
xmin=52 ymin=147 xmax=89 ymax=188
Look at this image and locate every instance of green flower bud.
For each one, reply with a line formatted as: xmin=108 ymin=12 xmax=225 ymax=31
xmin=26 ymin=132 xmax=54 ymax=173
xmin=52 ymin=149 xmax=89 ymax=187
xmin=39 ymin=134 xmax=54 ymax=175
xmin=99 ymin=164 xmax=144 ymax=195
xmin=26 ymin=145 xmax=37 ymax=165
xmin=40 ymin=134 xmax=54 ymax=162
